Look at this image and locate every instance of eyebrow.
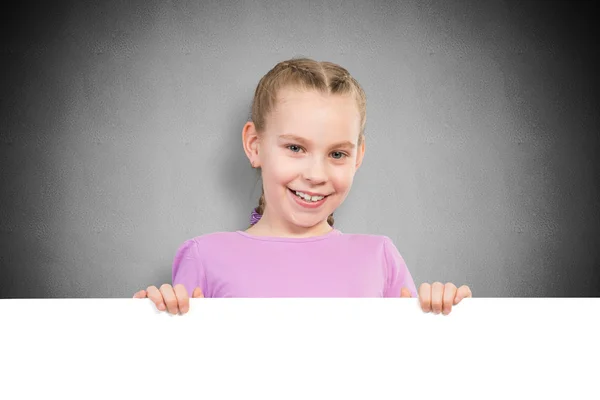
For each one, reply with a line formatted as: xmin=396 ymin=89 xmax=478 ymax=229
xmin=278 ymin=134 xmax=356 ymax=149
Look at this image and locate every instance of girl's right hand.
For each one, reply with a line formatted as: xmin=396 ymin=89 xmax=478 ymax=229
xmin=133 ymin=284 xmax=204 ymax=315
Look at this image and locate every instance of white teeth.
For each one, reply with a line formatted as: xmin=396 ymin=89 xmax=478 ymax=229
xmin=294 ymin=191 xmax=325 ymax=202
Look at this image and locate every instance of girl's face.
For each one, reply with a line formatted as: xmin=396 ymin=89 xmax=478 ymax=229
xmin=244 ymin=87 xmax=365 ymax=233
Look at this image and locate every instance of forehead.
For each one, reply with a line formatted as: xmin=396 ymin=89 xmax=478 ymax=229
xmin=268 ymin=88 xmax=361 ymax=142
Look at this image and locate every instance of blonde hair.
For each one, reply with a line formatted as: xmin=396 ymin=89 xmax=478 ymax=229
xmin=249 ymin=57 xmax=367 ymax=227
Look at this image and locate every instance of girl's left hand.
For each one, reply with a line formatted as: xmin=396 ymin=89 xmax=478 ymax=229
xmin=401 ymin=282 xmax=472 ymax=315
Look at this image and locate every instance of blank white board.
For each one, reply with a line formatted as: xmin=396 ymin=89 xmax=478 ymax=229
xmin=0 ymin=298 xmax=598 ymax=399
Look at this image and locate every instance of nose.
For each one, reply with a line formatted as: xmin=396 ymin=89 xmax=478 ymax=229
xmin=302 ymin=158 xmax=328 ymax=184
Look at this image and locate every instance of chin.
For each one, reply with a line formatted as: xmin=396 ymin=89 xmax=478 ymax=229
xmin=288 ymin=215 xmax=329 ymax=229
xmin=286 ymin=203 xmax=338 ymax=229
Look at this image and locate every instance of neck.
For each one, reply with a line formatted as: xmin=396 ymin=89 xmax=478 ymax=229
xmin=246 ymin=211 xmax=333 ymax=238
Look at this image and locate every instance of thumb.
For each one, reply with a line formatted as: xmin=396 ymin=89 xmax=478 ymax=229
xmin=192 ymin=287 xmax=204 ymax=298
xmin=400 ymin=287 xmax=412 ymax=298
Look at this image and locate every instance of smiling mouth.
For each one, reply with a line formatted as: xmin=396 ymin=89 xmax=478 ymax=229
xmin=288 ymin=188 xmax=330 ymax=203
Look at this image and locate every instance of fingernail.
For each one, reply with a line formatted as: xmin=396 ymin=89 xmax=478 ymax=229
xmin=158 ymin=303 xmax=165 ymax=311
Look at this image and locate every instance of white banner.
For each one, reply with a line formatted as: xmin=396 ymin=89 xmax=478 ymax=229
xmin=0 ymin=298 xmax=598 ymax=399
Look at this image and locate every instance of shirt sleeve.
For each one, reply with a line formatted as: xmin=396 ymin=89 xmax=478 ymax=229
xmin=382 ymin=236 xmax=418 ymax=298
xmin=172 ymin=238 xmax=208 ymax=297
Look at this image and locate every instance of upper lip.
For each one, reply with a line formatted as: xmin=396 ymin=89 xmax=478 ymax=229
xmin=289 ymin=188 xmax=330 ymax=197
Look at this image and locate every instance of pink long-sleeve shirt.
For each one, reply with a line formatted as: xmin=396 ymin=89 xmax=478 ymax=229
xmin=172 ymin=229 xmax=417 ymax=298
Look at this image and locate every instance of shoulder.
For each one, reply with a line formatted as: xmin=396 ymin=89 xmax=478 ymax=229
xmin=337 ymin=232 xmax=404 ymax=264
xmin=192 ymin=231 xmax=242 ymax=244
xmin=336 ymin=232 xmax=394 ymax=249
xmin=173 ymin=231 xmax=243 ymax=257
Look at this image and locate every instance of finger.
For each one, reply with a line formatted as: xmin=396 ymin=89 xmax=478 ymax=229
xmin=442 ymin=283 xmax=457 ymax=315
xmin=454 ymin=285 xmax=473 ymax=305
xmin=132 ymin=290 xmax=147 ymax=299
xmin=146 ymin=286 xmax=166 ymax=311
xmin=160 ymin=284 xmax=179 ymax=315
xmin=400 ymin=287 xmax=412 ymax=298
xmin=192 ymin=287 xmax=204 ymax=298
xmin=430 ymin=282 xmax=445 ymax=314
xmin=418 ymin=283 xmax=431 ymax=312
xmin=173 ymin=284 xmax=190 ymax=314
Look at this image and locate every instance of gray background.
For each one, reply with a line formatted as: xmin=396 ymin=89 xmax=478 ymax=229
xmin=1 ymin=0 xmax=598 ymax=298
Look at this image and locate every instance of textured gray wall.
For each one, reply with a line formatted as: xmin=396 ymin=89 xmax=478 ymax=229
xmin=1 ymin=0 xmax=598 ymax=298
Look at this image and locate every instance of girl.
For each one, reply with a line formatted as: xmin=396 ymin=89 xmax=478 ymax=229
xmin=133 ymin=57 xmax=472 ymax=315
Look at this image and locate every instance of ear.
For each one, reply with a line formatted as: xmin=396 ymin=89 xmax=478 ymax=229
xmin=242 ymin=121 xmax=261 ymax=168
xmin=355 ymin=134 xmax=366 ymax=171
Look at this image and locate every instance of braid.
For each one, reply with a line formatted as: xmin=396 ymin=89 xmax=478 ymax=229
xmin=256 ymin=193 xmax=266 ymax=215
xmin=280 ymin=61 xmax=314 ymax=77
xmin=327 ymin=213 xmax=335 ymax=226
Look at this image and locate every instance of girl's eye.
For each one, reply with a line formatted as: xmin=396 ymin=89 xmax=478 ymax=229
xmin=331 ymin=151 xmax=346 ymax=159
xmin=287 ymin=145 xmax=302 ymax=153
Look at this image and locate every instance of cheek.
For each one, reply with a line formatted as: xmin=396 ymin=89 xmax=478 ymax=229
xmin=331 ymin=166 xmax=356 ymax=191
xmin=262 ymin=154 xmax=298 ymax=185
